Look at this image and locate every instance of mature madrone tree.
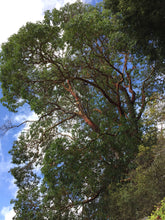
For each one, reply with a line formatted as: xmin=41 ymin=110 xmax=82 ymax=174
xmin=0 ymin=1 xmax=163 ymax=219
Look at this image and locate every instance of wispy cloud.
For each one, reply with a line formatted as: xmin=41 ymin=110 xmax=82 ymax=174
xmin=0 ymin=139 xmax=17 ymax=220
xmin=0 ymin=0 xmax=93 ymax=47
xmin=8 ymin=178 xmax=18 ymax=198
xmin=1 ymin=206 xmax=15 ymax=220
xmin=0 ymin=142 xmax=12 ymax=174
xmin=13 ymin=110 xmax=38 ymax=140
xmin=41 ymin=0 xmax=81 ymax=10
xmin=0 ymin=160 xmax=11 ymax=175
xmin=0 ymin=142 xmax=4 ymax=161
xmin=0 ymin=0 xmax=44 ymax=46
xmin=0 ymin=142 xmax=15 ymax=220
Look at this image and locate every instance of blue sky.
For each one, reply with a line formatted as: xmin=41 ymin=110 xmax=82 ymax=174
xmin=0 ymin=0 xmax=100 ymax=219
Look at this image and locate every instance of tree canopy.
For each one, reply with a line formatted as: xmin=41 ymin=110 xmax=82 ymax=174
xmin=0 ymin=1 xmax=164 ymax=219
xmin=104 ymin=0 xmax=165 ymax=63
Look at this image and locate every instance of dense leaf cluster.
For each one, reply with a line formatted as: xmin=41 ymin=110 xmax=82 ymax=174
xmin=104 ymin=0 xmax=165 ymax=62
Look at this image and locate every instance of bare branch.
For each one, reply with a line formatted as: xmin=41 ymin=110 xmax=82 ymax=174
xmin=137 ymin=65 xmax=155 ymax=120
xmin=0 ymin=120 xmax=36 ymax=136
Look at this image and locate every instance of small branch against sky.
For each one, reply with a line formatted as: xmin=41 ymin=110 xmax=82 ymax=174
xmin=0 ymin=119 xmax=37 ymax=136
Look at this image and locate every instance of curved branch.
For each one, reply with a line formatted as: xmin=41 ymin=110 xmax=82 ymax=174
xmin=0 ymin=120 xmax=36 ymax=135
xmin=63 ymin=80 xmax=100 ymax=133
xmin=72 ymin=77 xmax=118 ymax=107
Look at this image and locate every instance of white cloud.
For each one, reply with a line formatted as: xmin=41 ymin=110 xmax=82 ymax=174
xmin=14 ymin=110 xmax=38 ymax=123
xmin=0 ymin=160 xmax=11 ymax=174
xmin=13 ymin=110 xmax=38 ymax=139
xmin=1 ymin=206 xmax=15 ymax=220
xmin=0 ymin=0 xmax=44 ymax=45
xmin=14 ymin=114 xmax=28 ymax=123
xmin=0 ymin=0 xmax=86 ymax=46
xmin=8 ymin=178 xmax=18 ymax=198
xmin=41 ymin=0 xmax=80 ymax=10
xmin=0 ymin=141 xmax=12 ymax=174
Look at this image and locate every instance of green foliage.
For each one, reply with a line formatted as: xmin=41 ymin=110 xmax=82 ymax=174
xmin=148 ymin=198 xmax=165 ymax=219
xmin=104 ymin=140 xmax=165 ymax=219
xmin=104 ymin=96 xmax=165 ymax=219
xmin=0 ymin=1 xmax=164 ymax=219
xmin=104 ymin=0 xmax=165 ymax=77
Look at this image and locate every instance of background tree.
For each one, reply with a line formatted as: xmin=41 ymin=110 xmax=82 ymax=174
xmin=148 ymin=197 xmax=165 ymax=219
xmin=104 ymin=0 xmax=165 ymax=65
xmin=0 ymin=1 xmax=164 ymax=219
xmin=103 ymin=94 xmax=165 ymax=219
xmin=106 ymin=140 xmax=165 ymax=219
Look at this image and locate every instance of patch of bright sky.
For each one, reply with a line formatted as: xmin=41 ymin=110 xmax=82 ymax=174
xmin=0 ymin=0 xmax=43 ymax=46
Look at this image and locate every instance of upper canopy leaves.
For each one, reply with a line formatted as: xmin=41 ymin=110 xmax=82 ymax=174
xmin=104 ymin=0 xmax=165 ymax=63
